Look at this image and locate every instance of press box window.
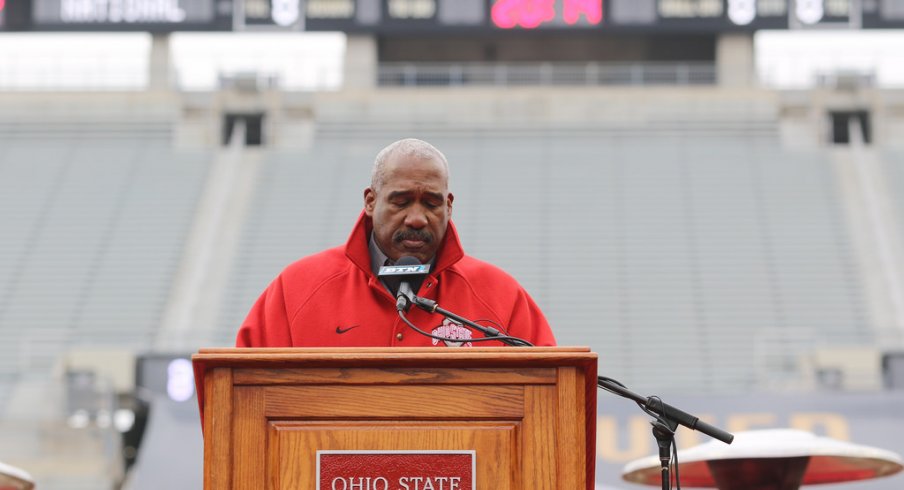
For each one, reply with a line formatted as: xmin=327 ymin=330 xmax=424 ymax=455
xmin=830 ymin=110 xmax=871 ymax=145
xmin=223 ymin=113 xmax=265 ymax=146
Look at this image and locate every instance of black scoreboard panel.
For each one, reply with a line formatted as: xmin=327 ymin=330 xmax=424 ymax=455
xmin=28 ymin=0 xmax=232 ymax=30
xmin=864 ymin=0 xmax=904 ymax=28
xmin=3 ymin=0 xmax=904 ymax=31
xmin=608 ymin=0 xmax=789 ymax=31
xmin=304 ymin=0 xmax=490 ymax=32
xmin=1 ymin=0 xmax=29 ymax=30
xmin=242 ymin=0 xmax=305 ymax=28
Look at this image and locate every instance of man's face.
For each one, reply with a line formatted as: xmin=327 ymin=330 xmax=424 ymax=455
xmin=364 ymin=154 xmax=453 ymax=264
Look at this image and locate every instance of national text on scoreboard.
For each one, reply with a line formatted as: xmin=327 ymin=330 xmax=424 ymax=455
xmin=25 ymin=0 xmax=231 ymax=30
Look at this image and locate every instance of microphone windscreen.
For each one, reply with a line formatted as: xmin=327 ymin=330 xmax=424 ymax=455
xmin=395 ymin=256 xmax=422 ymax=267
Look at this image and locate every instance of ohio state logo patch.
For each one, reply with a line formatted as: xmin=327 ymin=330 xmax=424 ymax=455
xmin=431 ymin=318 xmax=473 ymax=348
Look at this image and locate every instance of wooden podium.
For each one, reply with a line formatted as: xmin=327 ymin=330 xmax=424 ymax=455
xmin=193 ymin=347 xmax=597 ymax=490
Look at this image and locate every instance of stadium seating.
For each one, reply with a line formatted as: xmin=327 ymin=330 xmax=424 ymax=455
xmin=213 ymin=96 xmax=872 ymax=394
xmin=0 ymin=90 xmax=882 ymax=406
xmin=0 ymin=120 xmax=211 ymax=411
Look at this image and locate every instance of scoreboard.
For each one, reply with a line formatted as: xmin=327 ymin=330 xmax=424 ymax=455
xmin=302 ymin=0 xmax=904 ymax=31
xmin=2 ymin=0 xmax=904 ymax=31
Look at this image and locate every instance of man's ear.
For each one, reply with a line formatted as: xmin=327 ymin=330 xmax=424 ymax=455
xmin=364 ymin=188 xmax=376 ymax=216
xmin=447 ymin=192 xmax=454 ymax=216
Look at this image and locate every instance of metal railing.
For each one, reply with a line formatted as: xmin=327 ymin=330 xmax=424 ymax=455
xmin=377 ymin=61 xmax=717 ymax=87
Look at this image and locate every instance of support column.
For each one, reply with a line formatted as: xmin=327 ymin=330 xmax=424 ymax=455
xmin=343 ymin=34 xmax=378 ymax=89
xmin=148 ymin=33 xmax=172 ymax=91
xmin=716 ymin=33 xmax=755 ymax=88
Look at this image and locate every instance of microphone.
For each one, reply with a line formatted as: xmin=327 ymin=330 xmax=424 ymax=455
xmin=377 ymin=256 xmax=431 ymax=311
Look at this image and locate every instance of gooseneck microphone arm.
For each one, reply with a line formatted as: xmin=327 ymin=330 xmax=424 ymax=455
xmin=597 ymin=377 xmax=734 ymax=444
xmin=382 ymin=256 xmax=533 ymax=347
xmin=397 ymin=308 xmax=532 ymax=346
xmin=406 ymin=296 xmax=533 ymax=347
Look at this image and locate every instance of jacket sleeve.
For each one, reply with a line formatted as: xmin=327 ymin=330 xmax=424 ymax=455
xmin=509 ymin=287 xmax=557 ymax=347
xmin=236 ymin=275 xmax=293 ymax=347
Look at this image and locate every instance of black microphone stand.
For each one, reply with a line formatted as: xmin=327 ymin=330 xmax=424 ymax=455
xmin=597 ymin=377 xmax=734 ymax=490
xmin=402 ymin=295 xmax=533 ymax=347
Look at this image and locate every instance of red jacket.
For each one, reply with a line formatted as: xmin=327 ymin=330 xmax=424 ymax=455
xmin=236 ymin=212 xmax=555 ymax=347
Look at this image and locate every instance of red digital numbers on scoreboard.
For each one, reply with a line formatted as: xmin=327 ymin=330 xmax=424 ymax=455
xmin=564 ymin=0 xmax=602 ymax=25
xmin=491 ymin=0 xmax=602 ymax=29
xmin=492 ymin=0 xmax=555 ymax=28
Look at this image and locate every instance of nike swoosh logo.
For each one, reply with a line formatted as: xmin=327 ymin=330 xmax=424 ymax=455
xmin=336 ymin=325 xmax=360 ymax=334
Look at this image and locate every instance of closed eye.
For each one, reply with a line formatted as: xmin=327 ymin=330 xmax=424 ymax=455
xmin=423 ymin=193 xmax=445 ymax=208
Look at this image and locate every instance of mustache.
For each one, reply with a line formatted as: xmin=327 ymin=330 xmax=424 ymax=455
xmin=393 ymin=229 xmax=433 ymax=243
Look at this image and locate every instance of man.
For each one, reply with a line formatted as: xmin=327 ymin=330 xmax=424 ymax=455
xmin=236 ymin=138 xmax=555 ymax=347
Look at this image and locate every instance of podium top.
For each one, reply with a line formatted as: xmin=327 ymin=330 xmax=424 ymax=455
xmin=194 ymin=346 xmax=593 ymax=363
xmin=192 ymin=347 xmax=597 ymax=417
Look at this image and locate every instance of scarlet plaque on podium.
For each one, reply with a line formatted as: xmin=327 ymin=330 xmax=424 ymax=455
xmin=317 ymin=450 xmax=475 ymax=490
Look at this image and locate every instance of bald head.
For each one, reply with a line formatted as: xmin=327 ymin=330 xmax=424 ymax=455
xmin=371 ymin=138 xmax=449 ymax=193
xmin=364 ymin=138 xmax=454 ymax=263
